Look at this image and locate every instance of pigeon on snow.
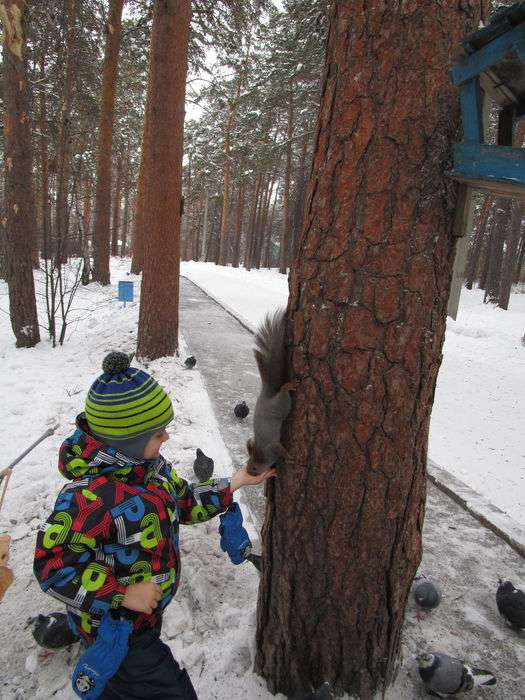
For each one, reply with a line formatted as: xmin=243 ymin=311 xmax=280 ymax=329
xmin=416 ymin=652 xmax=496 ymax=697
xmin=184 ymin=355 xmax=197 ymax=369
xmin=413 ymin=579 xmax=442 ymax=610
xmin=496 ymin=579 xmax=525 ymax=629
xmin=28 ymin=612 xmax=79 ymax=649
xmin=234 ymin=401 xmax=250 ymax=419
xmin=193 ymin=448 xmax=214 ymax=482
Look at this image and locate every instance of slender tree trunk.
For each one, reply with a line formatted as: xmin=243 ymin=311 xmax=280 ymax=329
xmin=111 ymin=153 xmax=123 ymax=257
xmin=92 ymin=0 xmax=124 ymax=284
xmin=255 ymin=2 xmax=488 ymax=697
xmin=55 ymin=0 xmax=77 ymax=266
xmin=516 ymin=227 xmax=525 ymax=283
xmin=218 ymin=79 xmax=241 ymax=266
xmin=498 ymin=200 xmax=523 ymax=309
xmin=263 ymin=180 xmax=280 ymax=268
xmin=231 ymin=179 xmax=245 ymax=268
xmin=199 ymin=188 xmax=209 ymax=261
xmin=497 ymin=123 xmax=525 ymax=308
xmin=204 ymin=198 xmax=217 ymax=262
xmin=279 ymin=79 xmax=294 ymax=274
xmin=291 ymin=129 xmax=309 ymax=260
xmin=137 ymin=0 xmax=191 ymax=359
xmin=252 ymin=173 xmax=269 ymax=270
xmin=1 ymin=0 xmax=40 ymax=347
xmin=244 ymin=175 xmax=262 ymax=271
xmin=130 ymin=77 xmax=152 ymax=274
xmin=255 ymin=162 xmax=279 ymax=269
xmin=465 ymin=194 xmax=492 ymax=289
xmin=121 ymin=154 xmax=130 ymax=257
xmin=38 ymin=53 xmax=51 ymax=261
xmin=484 ymin=198 xmax=509 ymax=303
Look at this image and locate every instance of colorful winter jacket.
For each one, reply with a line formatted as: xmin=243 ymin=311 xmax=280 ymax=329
xmin=33 ymin=414 xmax=233 ymax=643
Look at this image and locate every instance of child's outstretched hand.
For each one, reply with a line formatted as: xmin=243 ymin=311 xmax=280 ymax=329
xmin=122 ymin=581 xmax=162 ymax=614
xmin=231 ymin=466 xmax=276 ymax=492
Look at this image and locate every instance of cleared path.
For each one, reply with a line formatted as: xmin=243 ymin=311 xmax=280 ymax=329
xmin=179 ymin=275 xmax=267 ymax=528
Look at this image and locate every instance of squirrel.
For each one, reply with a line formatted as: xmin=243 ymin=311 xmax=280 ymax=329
xmin=246 ymin=308 xmax=296 ymax=475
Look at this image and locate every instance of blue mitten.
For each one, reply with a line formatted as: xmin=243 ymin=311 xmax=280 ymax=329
xmin=219 ymin=503 xmax=251 ymax=565
xmin=72 ymin=613 xmax=133 ymax=699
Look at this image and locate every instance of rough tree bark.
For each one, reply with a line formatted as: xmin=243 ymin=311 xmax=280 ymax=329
xmin=137 ymin=0 xmax=191 ymax=359
xmin=255 ymin=2 xmax=488 ymax=697
xmin=91 ymin=0 xmax=124 ymax=284
xmin=1 ymin=0 xmax=40 ymax=347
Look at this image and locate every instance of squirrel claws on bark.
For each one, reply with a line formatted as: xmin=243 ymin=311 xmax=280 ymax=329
xmin=247 ymin=308 xmax=295 ymax=475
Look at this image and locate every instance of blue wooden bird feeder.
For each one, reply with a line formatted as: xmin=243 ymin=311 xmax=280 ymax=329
xmin=450 ymin=2 xmax=525 ymax=198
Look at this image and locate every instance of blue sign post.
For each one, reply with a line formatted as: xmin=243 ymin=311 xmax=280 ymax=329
xmin=118 ymin=281 xmax=134 ymax=307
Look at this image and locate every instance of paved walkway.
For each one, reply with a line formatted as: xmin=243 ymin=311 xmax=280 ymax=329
xmin=179 ymin=276 xmax=266 ymax=528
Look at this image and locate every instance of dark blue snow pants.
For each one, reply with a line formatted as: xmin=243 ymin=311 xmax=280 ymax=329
xmin=99 ymin=627 xmax=198 ymax=700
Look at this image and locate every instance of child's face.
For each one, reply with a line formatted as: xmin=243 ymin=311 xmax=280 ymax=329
xmin=143 ymin=428 xmax=170 ymax=459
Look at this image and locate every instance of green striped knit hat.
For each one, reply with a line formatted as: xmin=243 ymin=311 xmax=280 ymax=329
xmin=85 ymin=352 xmax=174 ymax=459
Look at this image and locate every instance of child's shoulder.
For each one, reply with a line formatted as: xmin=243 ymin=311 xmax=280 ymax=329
xmin=54 ymin=473 xmax=134 ymax=508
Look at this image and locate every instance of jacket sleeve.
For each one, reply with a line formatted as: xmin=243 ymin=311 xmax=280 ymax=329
xmin=168 ymin=469 xmax=233 ymax=524
xmin=33 ymin=483 xmax=126 ymax=617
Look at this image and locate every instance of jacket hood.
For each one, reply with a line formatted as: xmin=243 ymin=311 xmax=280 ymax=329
xmin=58 ymin=413 xmax=155 ymax=484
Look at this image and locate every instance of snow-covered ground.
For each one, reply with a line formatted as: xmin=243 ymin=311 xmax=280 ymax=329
xmin=180 ymin=261 xmax=525 ymax=528
xmin=0 ymin=257 xmax=524 ymax=699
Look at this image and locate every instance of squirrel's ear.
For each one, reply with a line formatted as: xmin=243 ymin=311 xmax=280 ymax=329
xmin=246 ymin=438 xmax=254 ymax=457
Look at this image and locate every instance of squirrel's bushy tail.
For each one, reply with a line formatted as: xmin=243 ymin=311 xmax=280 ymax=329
xmin=253 ymin=308 xmax=287 ymax=394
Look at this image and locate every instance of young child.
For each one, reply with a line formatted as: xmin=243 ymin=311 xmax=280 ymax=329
xmin=33 ymin=352 xmax=275 ymax=699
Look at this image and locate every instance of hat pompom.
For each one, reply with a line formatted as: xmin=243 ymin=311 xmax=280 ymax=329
xmin=102 ymin=351 xmax=131 ymax=375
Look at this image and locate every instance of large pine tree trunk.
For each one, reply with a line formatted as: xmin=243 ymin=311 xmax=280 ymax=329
xmin=137 ymin=0 xmax=191 ymax=359
xmin=255 ymin=2 xmax=487 ymax=697
xmin=1 ymin=0 xmax=40 ymax=347
xmin=92 ymin=0 xmax=124 ymax=284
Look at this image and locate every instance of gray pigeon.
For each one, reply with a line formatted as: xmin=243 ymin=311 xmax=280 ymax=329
xmin=496 ymin=579 xmax=525 ymax=629
xmin=414 ymin=580 xmax=442 ymax=610
xmin=28 ymin=612 xmax=79 ymax=649
xmin=416 ymin=652 xmax=496 ymax=697
xmin=193 ymin=448 xmax=214 ymax=481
